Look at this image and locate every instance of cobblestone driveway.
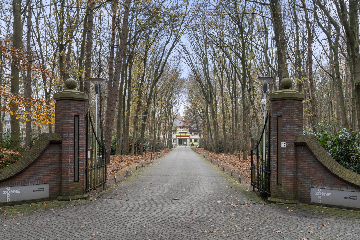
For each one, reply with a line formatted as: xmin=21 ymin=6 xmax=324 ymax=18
xmin=1 ymin=147 xmax=360 ymax=239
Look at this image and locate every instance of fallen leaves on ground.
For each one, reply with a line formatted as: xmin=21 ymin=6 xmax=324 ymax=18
xmin=107 ymin=149 xmax=170 ymax=178
xmin=193 ymin=148 xmax=251 ymax=181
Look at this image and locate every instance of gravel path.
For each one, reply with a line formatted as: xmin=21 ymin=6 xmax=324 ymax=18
xmin=1 ymin=146 xmax=359 ymax=239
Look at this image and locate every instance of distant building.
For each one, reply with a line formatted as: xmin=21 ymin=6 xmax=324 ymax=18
xmin=2 ymin=113 xmax=26 ymax=134
xmin=1 ymin=112 xmax=48 ymax=139
xmin=172 ymin=114 xmax=201 ymax=146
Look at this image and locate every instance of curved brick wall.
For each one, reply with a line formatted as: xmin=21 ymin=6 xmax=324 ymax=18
xmin=0 ymin=133 xmax=62 ymax=200
xmin=0 ymin=133 xmax=61 ymax=182
xmin=295 ymin=134 xmax=360 ymax=203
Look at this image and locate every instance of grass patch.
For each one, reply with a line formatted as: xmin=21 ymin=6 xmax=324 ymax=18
xmin=272 ymin=202 xmax=360 ymax=222
xmin=0 ymin=199 xmax=88 ymax=218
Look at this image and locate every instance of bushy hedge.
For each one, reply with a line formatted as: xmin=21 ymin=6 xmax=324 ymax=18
xmin=313 ymin=126 xmax=360 ymax=174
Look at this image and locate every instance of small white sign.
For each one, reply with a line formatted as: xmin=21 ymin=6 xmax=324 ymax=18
xmin=0 ymin=184 xmax=49 ymax=203
xmin=281 ymin=142 xmax=286 ymax=148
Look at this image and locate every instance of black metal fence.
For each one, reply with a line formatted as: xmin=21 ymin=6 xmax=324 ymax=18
xmin=251 ymin=114 xmax=271 ymax=197
xmin=85 ymin=111 xmax=106 ymax=192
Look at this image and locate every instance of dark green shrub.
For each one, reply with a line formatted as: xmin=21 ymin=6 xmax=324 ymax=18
xmin=150 ymin=140 xmax=164 ymax=152
xmin=125 ymin=135 xmax=150 ymax=155
xmin=111 ymin=135 xmax=117 ymax=155
xmin=315 ymin=127 xmax=360 ymax=174
xmin=1 ymin=132 xmax=11 ymax=149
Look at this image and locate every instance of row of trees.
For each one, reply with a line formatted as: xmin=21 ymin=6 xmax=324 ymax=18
xmin=2 ymin=0 xmax=359 ymax=161
xmin=183 ymin=0 xmax=360 ymax=156
xmin=0 ymin=0 xmax=187 ymax=162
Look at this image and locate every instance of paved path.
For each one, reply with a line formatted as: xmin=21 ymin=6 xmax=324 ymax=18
xmin=1 ymin=147 xmax=360 ymax=239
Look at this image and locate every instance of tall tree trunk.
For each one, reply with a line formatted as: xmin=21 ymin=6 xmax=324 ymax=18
xmin=120 ymin=53 xmax=128 ymax=154
xmin=78 ymin=1 xmax=89 ymax=92
xmin=152 ymin=107 xmax=156 ymax=152
xmin=228 ymin=69 xmax=237 ymax=154
xmin=115 ymin=80 xmax=123 ymax=155
xmin=105 ymin=0 xmax=131 ymax=163
xmin=25 ymin=0 xmax=32 ymax=148
xmin=302 ymin=0 xmax=317 ymax=131
xmin=315 ymin=0 xmax=349 ymax=129
xmin=209 ymin=101 xmax=219 ymax=153
xmin=131 ymin=52 xmax=147 ymax=155
xmin=35 ymin=9 xmax=52 ymax=133
xmin=0 ymin=40 xmax=3 ymax=145
xmin=270 ymin=0 xmax=289 ymax=88
xmin=166 ymin=109 xmax=173 ymax=149
xmin=10 ymin=0 xmax=22 ymax=149
xmin=116 ymin=56 xmax=127 ymax=155
xmin=57 ymin=0 xmax=66 ymax=83
xmin=337 ymin=0 xmax=360 ymax=130
xmin=84 ymin=1 xmax=95 ymax=96
xmin=205 ymin=103 xmax=212 ymax=151
xmin=123 ymin=56 xmax=133 ymax=155
xmin=293 ymin=0 xmax=302 ymax=92
xmin=219 ymin=70 xmax=227 ymax=153
xmin=240 ymin=30 xmax=249 ymax=159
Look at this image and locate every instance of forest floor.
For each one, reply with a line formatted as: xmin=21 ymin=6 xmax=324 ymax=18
xmin=107 ymin=148 xmax=171 ymax=178
xmin=192 ymin=148 xmax=251 ymax=184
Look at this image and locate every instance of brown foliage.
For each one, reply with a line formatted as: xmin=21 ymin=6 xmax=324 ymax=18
xmin=107 ymin=149 xmax=170 ymax=178
xmin=193 ymin=148 xmax=251 ymax=180
xmin=0 ymin=148 xmax=22 ymax=169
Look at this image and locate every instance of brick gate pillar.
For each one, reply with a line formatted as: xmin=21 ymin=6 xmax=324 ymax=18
xmin=54 ymin=78 xmax=88 ymax=198
xmin=269 ymin=79 xmax=304 ymax=201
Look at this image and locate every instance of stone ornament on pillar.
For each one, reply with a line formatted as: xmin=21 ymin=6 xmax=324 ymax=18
xmin=269 ymin=78 xmax=304 ymax=101
xmin=53 ymin=78 xmax=88 ymax=101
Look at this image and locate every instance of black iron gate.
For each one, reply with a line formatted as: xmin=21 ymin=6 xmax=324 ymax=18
xmin=251 ymin=114 xmax=271 ymax=197
xmin=85 ymin=112 xmax=106 ymax=192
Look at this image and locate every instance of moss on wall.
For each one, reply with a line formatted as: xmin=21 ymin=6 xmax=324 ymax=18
xmin=295 ymin=134 xmax=360 ymax=187
xmin=0 ymin=133 xmax=62 ymax=182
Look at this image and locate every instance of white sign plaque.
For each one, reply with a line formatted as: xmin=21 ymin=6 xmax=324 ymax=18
xmin=311 ymin=188 xmax=360 ymax=208
xmin=0 ymin=184 xmax=49 ymax=203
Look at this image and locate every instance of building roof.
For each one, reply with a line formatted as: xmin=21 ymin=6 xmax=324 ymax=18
xmin=174 ymin=119 xmax=185 ymax=127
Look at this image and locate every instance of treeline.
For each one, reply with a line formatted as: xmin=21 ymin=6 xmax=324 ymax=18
xmin=0 ymin=0 xmax=187 ymax=160
xmin=183 ymin=0 xmax=359 ymax=156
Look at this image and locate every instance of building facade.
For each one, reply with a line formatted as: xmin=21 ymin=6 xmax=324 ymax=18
xmin=172 ymin=115 xmax=200 ymax=146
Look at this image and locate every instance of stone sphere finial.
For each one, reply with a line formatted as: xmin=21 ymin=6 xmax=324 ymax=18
xmin=65 ymin=78 xmax=77 ymax=90
xmin=281 ymin=78 xmax=293 ymax=89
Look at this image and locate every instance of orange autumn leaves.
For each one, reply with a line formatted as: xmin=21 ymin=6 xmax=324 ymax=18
xmin=0 ymin=44 xmax=58 ymax=127
xmin=0 ymin=86 xmax=55 ymax=127
xmin=0 ymin=148 xmax=22 ymax=169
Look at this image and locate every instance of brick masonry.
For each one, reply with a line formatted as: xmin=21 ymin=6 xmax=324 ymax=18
xmin=269 ymin=91 xmax=360 ymax=203
xmin=0 ymin=91 xmax=88 ymax=204
xmin=295 ymin=143 xmax=360 ymax=202
xmin=55 ymin=99 xmax=86 ymax=196
xmin=270 ymin=99 xmax=303 ymax=200
xmin=0 ymin=139 xmax=62 ymax=199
